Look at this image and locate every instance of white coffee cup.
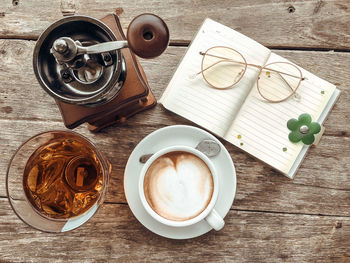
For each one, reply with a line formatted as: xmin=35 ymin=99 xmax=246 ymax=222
xmin=139 ymin=145 xmax=224 ymax=231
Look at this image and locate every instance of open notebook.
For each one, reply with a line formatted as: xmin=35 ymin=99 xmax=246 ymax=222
xmin=160 ymin=18 xmax=340 ymax=178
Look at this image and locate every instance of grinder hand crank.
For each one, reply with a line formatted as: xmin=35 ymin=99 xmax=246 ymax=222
xmin=51 ymin=13 xmax=169 ymax=65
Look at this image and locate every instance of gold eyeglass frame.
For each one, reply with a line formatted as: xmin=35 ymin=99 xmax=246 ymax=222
xmin=197 ymin=46 xmax=306 ymax=103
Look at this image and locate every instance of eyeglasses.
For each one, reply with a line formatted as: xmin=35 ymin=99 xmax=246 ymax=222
xmin=193 ymin=46 xmax=306 ymax=103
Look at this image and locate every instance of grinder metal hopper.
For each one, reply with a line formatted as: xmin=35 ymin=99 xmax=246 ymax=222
xmin=33 ymin=13 xmax=169 ymax=131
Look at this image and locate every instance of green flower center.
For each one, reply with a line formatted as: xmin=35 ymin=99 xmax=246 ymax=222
xmin=299 ymin=125 xmax=309 ymax=134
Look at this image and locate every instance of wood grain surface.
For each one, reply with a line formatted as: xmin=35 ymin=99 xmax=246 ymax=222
xmin=0 ymin=0 xmax=350 ymax=50
xmin=0 ymin=0 xmax=349 ymax=262
xmin=1 ymin=199 xmax=350 ymax=262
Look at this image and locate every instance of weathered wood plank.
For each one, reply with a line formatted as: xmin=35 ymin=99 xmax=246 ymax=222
xmin=0 ymin=199 xmax=349 ymax=262
xmin=0 ymin=40 xmax=348 ymax=136
xmin=0 ymin=0 xmax=349 ymax=49
xmin=0 ymin=119 xmax=349 ymax=218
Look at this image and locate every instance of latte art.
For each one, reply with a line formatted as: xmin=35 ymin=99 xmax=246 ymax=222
xmin=143 ymin=151 xmax=214 ymax=221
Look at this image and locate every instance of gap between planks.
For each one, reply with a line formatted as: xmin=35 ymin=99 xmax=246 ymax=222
xmin=171 ymin=40 xmax=350 ymax=53
xmin=1 ymin=196 xmax=349 ymax=218
xmin=1 ymin=36 xmax=350 ymax=53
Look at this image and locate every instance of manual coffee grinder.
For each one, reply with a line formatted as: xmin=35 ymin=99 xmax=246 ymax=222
xmin=33 ymin=14 xmax=169 ymax=132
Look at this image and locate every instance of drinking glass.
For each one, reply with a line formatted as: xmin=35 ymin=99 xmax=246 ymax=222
xmin=6 ymin=130 xmax=111 ymax=232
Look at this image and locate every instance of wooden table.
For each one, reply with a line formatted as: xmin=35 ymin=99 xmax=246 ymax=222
xmin=0 ymin=1 xmax=349 ymax=262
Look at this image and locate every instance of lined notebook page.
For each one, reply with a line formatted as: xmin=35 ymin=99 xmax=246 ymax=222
xmin=225 ymin=52 xmax=336 ymax=175
xmin=160 ymin=18 xmax=271 ymax=137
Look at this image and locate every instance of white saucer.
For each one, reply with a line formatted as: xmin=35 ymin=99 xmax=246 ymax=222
xmin=124 ymin=125 xmax=236 ymax=239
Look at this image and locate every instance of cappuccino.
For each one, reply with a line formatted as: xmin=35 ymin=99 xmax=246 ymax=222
xmin=143 ymin=151 xmax=214 ymax=221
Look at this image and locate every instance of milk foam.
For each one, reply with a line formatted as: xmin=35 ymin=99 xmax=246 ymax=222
xmin=144 ymin=152 xmax=213 ymax=221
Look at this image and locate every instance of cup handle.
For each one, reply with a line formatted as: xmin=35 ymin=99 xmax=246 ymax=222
xmin=205 ymin=209 xmax=224 ymax=231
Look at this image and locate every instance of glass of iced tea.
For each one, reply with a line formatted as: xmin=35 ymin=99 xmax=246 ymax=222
xmin=6 ymin=130 xmax=111 ymax=232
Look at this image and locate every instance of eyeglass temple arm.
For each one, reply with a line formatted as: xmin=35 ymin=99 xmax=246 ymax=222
xmin=198 ymin=52 xmax=306 ymax=80
xmin=279 ymin=73 xmax=294 ymax=92
xmin=278 ymin=72 xmax=302 ymax=100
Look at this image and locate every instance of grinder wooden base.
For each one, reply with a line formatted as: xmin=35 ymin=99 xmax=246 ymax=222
xmin=55 ymin=14 xmax=156 ymax=132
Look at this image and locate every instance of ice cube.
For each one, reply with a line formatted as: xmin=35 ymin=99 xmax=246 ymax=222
xmin=27 ymin=165 xmax=39 ymax=192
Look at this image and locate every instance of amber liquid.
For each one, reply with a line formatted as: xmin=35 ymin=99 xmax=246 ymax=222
xmin=23 ymin=137 xmax=103 ymax=219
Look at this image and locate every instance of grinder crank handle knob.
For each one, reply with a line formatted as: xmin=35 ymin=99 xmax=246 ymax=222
xmin=127 ymin=13 xmax=169 ymax=59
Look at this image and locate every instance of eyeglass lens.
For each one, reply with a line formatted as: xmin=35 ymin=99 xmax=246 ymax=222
xmin=201 ymin=47 xmax=247 ymax=89
xmin=258 ymin=62 xmax=302 ymax=102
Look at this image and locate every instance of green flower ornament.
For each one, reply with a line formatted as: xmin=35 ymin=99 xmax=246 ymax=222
xmin=287 ymin=113 xmax=321 ymax=145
